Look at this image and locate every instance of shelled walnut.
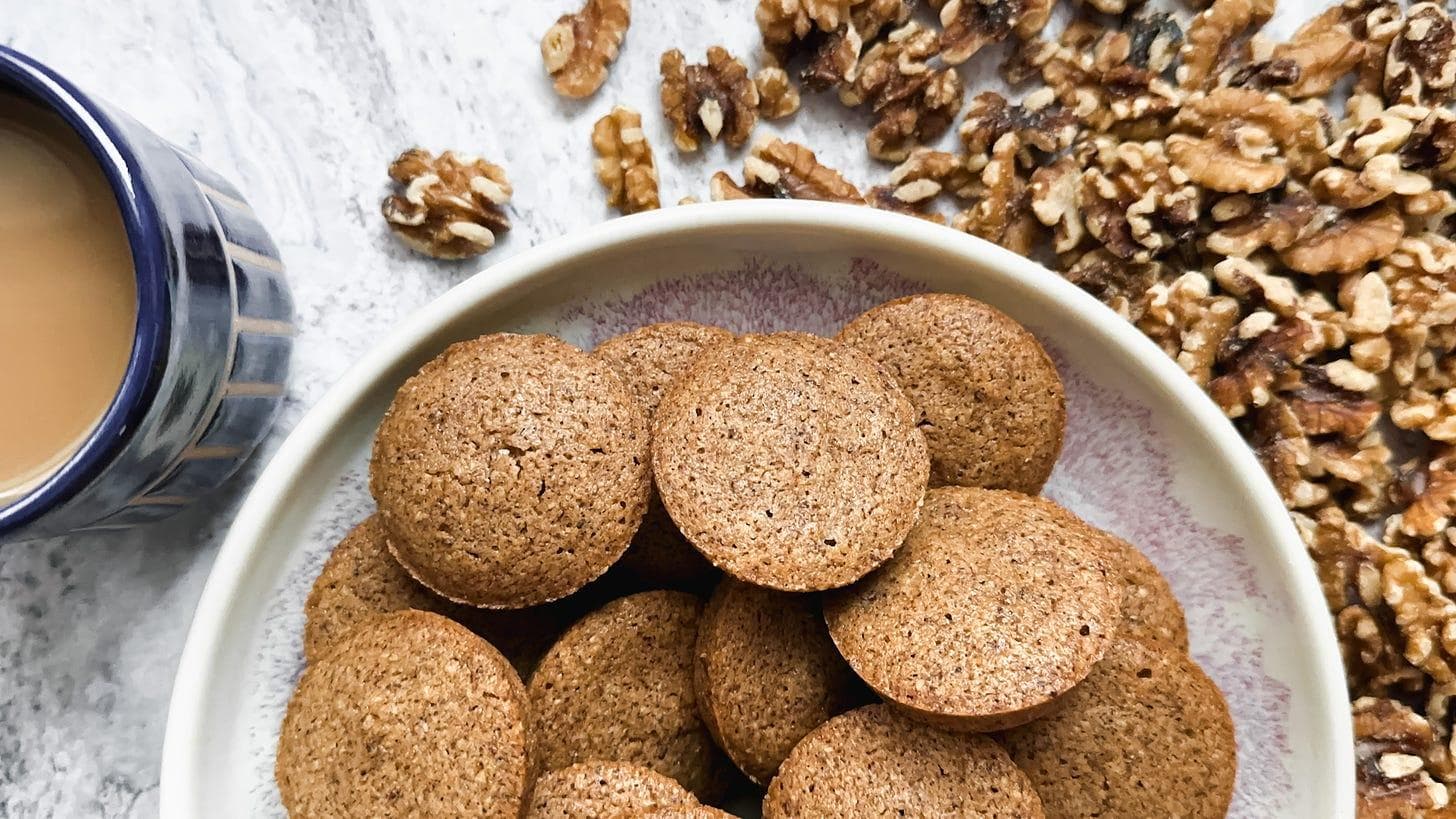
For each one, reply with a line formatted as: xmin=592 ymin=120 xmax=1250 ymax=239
xmin=1167 ymin=88 xmax=1330 ymax=194
xmin=1136 ymin=271 xmax=1241 ymax=385
xmin=1177 ymin=0 xmax=1275 ymax=91
xmin=839 ymin=23 xmax=964 ymax=161
xmin=380 ymin=149 xmax=511 ymax=260
xmin=953 ymin=133 xmax=1038 ymax=254
xmin=960 ymin=91 xmax=1077 ymax=165
xmin=591 ymin=106 xmax=660 ymax=215
xmin=541 ymin=0 xmax=631 ymax=99
xmin=934 ymin=0 xmax=1055 ymax=66
xmin=1006 ymin=16 xmax=1182 ymax=136
xmin=755 ymin=67 xmax=802 ymax=119
xmin=660 ymin=47 xmax=759 ymax=152
xmin=1353 ymin=697 xmax=1453 ymax=815
xmin=710 ymin=138 xmax=864 ymax=204
xmin=1263 ymin=6 xmax=1364 ymax=98
xmin=758 ymin=0 xmax=911 ymax=92
xmin=1385 ymin=3 xmax=1456 ymax=107
xmin=867 ymin=179 xmax=946 ymax=222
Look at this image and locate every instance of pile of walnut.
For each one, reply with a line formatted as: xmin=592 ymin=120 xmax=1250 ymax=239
xmin=374 ymin=1 xmax=1456 ymax=813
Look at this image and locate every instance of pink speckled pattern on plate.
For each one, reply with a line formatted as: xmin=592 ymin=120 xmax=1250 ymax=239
xmin=242 ymin=256 xmax=1291 ymax=816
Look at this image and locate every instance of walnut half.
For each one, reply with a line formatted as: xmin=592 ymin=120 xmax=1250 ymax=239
xmin=660 ymin=47 xmax=760 ymax=152
xmin=541 ymin=0 xmax=632 ymax=99
xmin=592 ymin=106 xmax=660 ymax=215
xmin=381 ymin=148 xmax=511 ymax=260
xmin=936 ymin=0 xmax=1054 ymax=66
xmin=710 ymin=138 xmax=864 ymax=204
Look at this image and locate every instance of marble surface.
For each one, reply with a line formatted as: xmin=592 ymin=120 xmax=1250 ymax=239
xmin=0 ymin=1 xmax=1320 ymax=816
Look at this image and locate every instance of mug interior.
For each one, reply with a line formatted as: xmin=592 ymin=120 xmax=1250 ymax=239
xmin=0 ymin=48 xmax=170 ymax=538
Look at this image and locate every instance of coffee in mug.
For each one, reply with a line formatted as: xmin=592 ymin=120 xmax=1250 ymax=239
xmin=0 ymin=91 xmax=136 ymax=506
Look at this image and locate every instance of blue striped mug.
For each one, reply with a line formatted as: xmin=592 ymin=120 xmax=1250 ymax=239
xmin=0 ymin=47 xmax=294 ymax=543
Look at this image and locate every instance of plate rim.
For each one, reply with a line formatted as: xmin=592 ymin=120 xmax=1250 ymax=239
xmin=159 ymin=199 xmax=1354 ymax=817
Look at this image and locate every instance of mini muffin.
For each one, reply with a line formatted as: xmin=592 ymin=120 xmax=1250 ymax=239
xmin=632 ymin=808 xmax=736 ymax=818
xmin=825 ymin=487 xmax=1119 ymax=731
xmin=594 ymin=322 xmax=736 ymax=416
xmin=276 ymin=610 xmax=531 ymax=818
xmin=761 ymin=704 xmax=1044 ymax=818
xmin=525 ymin=761 xmax=699 ymax=819
xmin=1000 ymin=637 xmax=1237 ymax=818
xmin=302 ymin=515 xmax=467 ymax=663
xmin=595 ymin=322 xmax=734 ymax=588
xmin=302 ymin=514 xmax=569 ymax=672
xmin=1097 ymin=530 xmax=1190 ymax=650
xmin=528 ymin=591 xmax=730 ymax=801
xmin=653 ymin=332 xmax=929 ymax=591
xmin=369 ymin=333 xmax=651 ymax=608
xmin=837 ymin=293 xmax=1065 ymax=493
xmin=694 ymin=579 xmax=869 ymax=784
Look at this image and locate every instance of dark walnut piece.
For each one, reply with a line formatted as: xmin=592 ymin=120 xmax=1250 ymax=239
xmin=1059 ymin=248 xmax=1166 ymax=321
xmin=867 ymin=179 xmax=946 ymax=223
xmin=758 ymin=0 xmax=911 ymax=92
xmin=1354 ymin=697 xmax=1454 ymax=813
xmin=541 ymin=0 xmax=631 ymax=99
xmin=1206 ymin=188 xmax=1319 ymax=257
xmin=380 ymin=148 xmax=511 ymax=260
xmin=868 ymin=149 xmax=976 ymax=223
xmin=1006 ymin=17 xmax=1181 ymax=137
xmin=839 ymin=23 xmax=964 ymax=162
xmin=592 ymin=106 xmax=660 ymax=215
xmin=1176 ymin=0 xmax=1275 ymax=91
xmin=960 ymin=90 xmax=1077 ymax=165
xmin=933 ymin=0 xmax=1055 ymax=66
xmin=710 ymin=138 xmax=863 ymax=203
xmin=660 ymin=47 xmax=759 ymax=152
xmin=953 ymin=133 xmax=1040 ymax=255
xmin=1385 ymin=2 xmax=1456 ymax=107
xmin=1080 ymin=137 xmax=1201 ymax=263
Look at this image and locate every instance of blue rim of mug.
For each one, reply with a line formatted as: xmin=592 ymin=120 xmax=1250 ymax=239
xmin=0 ymin=47 xmax=171 ymax=538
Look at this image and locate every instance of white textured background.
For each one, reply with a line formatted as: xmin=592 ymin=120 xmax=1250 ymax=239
xmin=0 ymin=1 xmax=1318 ymax=816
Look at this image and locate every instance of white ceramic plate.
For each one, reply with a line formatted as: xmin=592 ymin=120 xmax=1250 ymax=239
xmin=160 ymin=201 xmax=1352 ymax=818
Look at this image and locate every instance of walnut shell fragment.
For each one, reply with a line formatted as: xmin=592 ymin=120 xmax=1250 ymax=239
xmin=541 ymin=0 xmax=631 ymax=99
xmin=592 ymin=106 xmax=660 ymax=215
xmin=661 ymin=47 xmax=760 ymax=152
xmin=381 ymin=148 xmax=511 ymax=260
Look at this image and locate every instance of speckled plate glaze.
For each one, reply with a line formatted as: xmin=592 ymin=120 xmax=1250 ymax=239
xmin=161 ymin=201 xmax=1351 ymax=818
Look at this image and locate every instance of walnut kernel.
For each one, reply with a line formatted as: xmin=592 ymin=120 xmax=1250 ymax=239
xmin=660 ymin=47 xmax=760 ymax=152
xmin=755 ymin=67 xmax=802 ymax=119
xmin=541 ymin=0 xmax=631 ymax=99
xmin=381 ymin=148 xmax=511 ymax=260
xmin=591 ymin=106 xmax=660 ymax=215
xmin=710 ymin=138 xmax=864 ymax=204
